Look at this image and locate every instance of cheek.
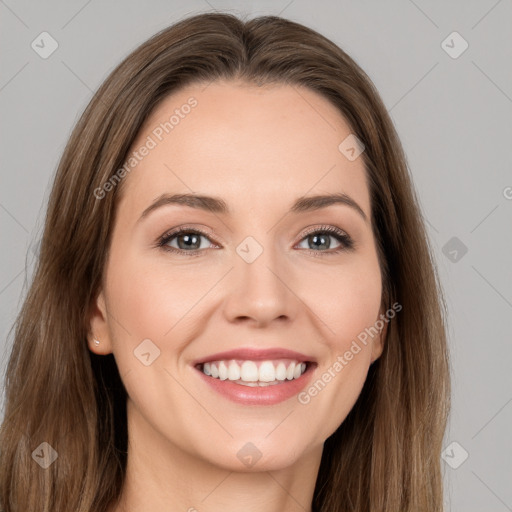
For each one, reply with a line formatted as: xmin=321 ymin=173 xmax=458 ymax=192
xmin=305 ymin=257 xmax=383 ymax=348
xmin=294 ymin=255 xmax=382 ymax=433
xmin=106 ymin=251 xmax=211 ymax=343
xmin=107 ymin=265 xmax=171 ymax=342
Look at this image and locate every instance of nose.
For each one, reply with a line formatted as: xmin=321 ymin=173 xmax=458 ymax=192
xmin=222 ymin=244 xmax=298 ymax=328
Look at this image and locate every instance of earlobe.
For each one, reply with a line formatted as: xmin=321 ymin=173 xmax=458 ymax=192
xmin=88 ymin=290 xmax=113 ymax=355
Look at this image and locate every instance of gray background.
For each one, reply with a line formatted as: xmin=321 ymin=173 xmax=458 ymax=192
xmin=1 ymin=0 xmax=511 ymax=510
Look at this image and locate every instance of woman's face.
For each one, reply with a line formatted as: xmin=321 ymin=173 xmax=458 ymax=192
xmin=90 ymin=80 xmax=385 ymax=471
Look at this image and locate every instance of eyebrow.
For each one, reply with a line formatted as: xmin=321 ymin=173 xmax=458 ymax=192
xmin=138 ymin=192 xmax=368 ymax=223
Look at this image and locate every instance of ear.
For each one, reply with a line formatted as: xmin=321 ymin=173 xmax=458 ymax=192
xmin=370 ymin=308 xmax=388 ymax=364
xmin=87 ymin=289 xmax=114 ymax=355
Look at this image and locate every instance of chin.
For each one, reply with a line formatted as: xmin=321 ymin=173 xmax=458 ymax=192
xmin=193 ymin=434 xmax=312 ymax=473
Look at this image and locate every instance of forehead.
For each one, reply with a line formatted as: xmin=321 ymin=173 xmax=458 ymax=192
xmin=119 ymin=80 xmax=370 ymax=219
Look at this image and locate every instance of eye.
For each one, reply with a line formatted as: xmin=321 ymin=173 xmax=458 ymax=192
xmin=156 ymin=225 xmax=354 ymax=256
xmin=157 ymin=227 xmax=217 ymax=255
xmin=295 ymin=225 xmax=354 ymax=254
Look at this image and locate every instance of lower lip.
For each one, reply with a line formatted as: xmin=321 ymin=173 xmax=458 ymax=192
xmin=194 ymin=364 xmax=316 ymax=406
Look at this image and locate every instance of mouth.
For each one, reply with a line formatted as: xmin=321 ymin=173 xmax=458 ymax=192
xmin=191 ymin=348 xmax=317 ymax=405
xmin=194 ymin=359 xmax=315 ymax=386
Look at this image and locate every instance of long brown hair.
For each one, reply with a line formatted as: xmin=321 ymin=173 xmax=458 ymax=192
xmin=0 ymin=12 xmax=450 ymax=511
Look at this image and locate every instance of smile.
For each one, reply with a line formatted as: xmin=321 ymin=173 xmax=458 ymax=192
xmin=198 ymin=359 xmax=309 ymax=386
xmin=193 ymin=357 xmax=317 ymax=406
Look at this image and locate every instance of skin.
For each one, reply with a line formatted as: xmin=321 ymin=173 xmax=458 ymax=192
xmin=89 ymin=80 xmax=386 ymax=512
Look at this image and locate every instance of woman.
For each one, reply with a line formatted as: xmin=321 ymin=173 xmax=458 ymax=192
xmin=0 ymin=12 xmax=450 ymax=512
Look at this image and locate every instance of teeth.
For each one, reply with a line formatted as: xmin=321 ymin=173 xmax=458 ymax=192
xmin=200 ymin=359 xmax=308 ymax=384
xmin=218 ymin=361 xmax=228 ymax=380
xmin=258 ymin=361 xmax=275 ymax=382
xmin=276 ymin=362 xmax=287 ymax=381
xmin=237 ymin=380 xmax=281 ymax=387
xmin=240 ymin=361 xmax=259 ymax=382
xmin=227 ymin=361 xmax=240 ymax=381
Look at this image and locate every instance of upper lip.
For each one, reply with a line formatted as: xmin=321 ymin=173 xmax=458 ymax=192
xmin=192 ymin=348 xmax=316 ymax=366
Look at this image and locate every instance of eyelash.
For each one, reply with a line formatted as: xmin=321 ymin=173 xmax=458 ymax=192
xmin=156 ymin=225 xmax=354 ymax=257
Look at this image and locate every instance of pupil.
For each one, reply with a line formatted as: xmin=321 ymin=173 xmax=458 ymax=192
xmin=178 ymin=233 xmax=200 ymax=250
xmin=310 ymin=234 xmax=329 ymax=250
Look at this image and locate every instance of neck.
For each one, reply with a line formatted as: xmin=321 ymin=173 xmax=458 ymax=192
xmin=110 ymin=399 xmax=323 ymax=512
